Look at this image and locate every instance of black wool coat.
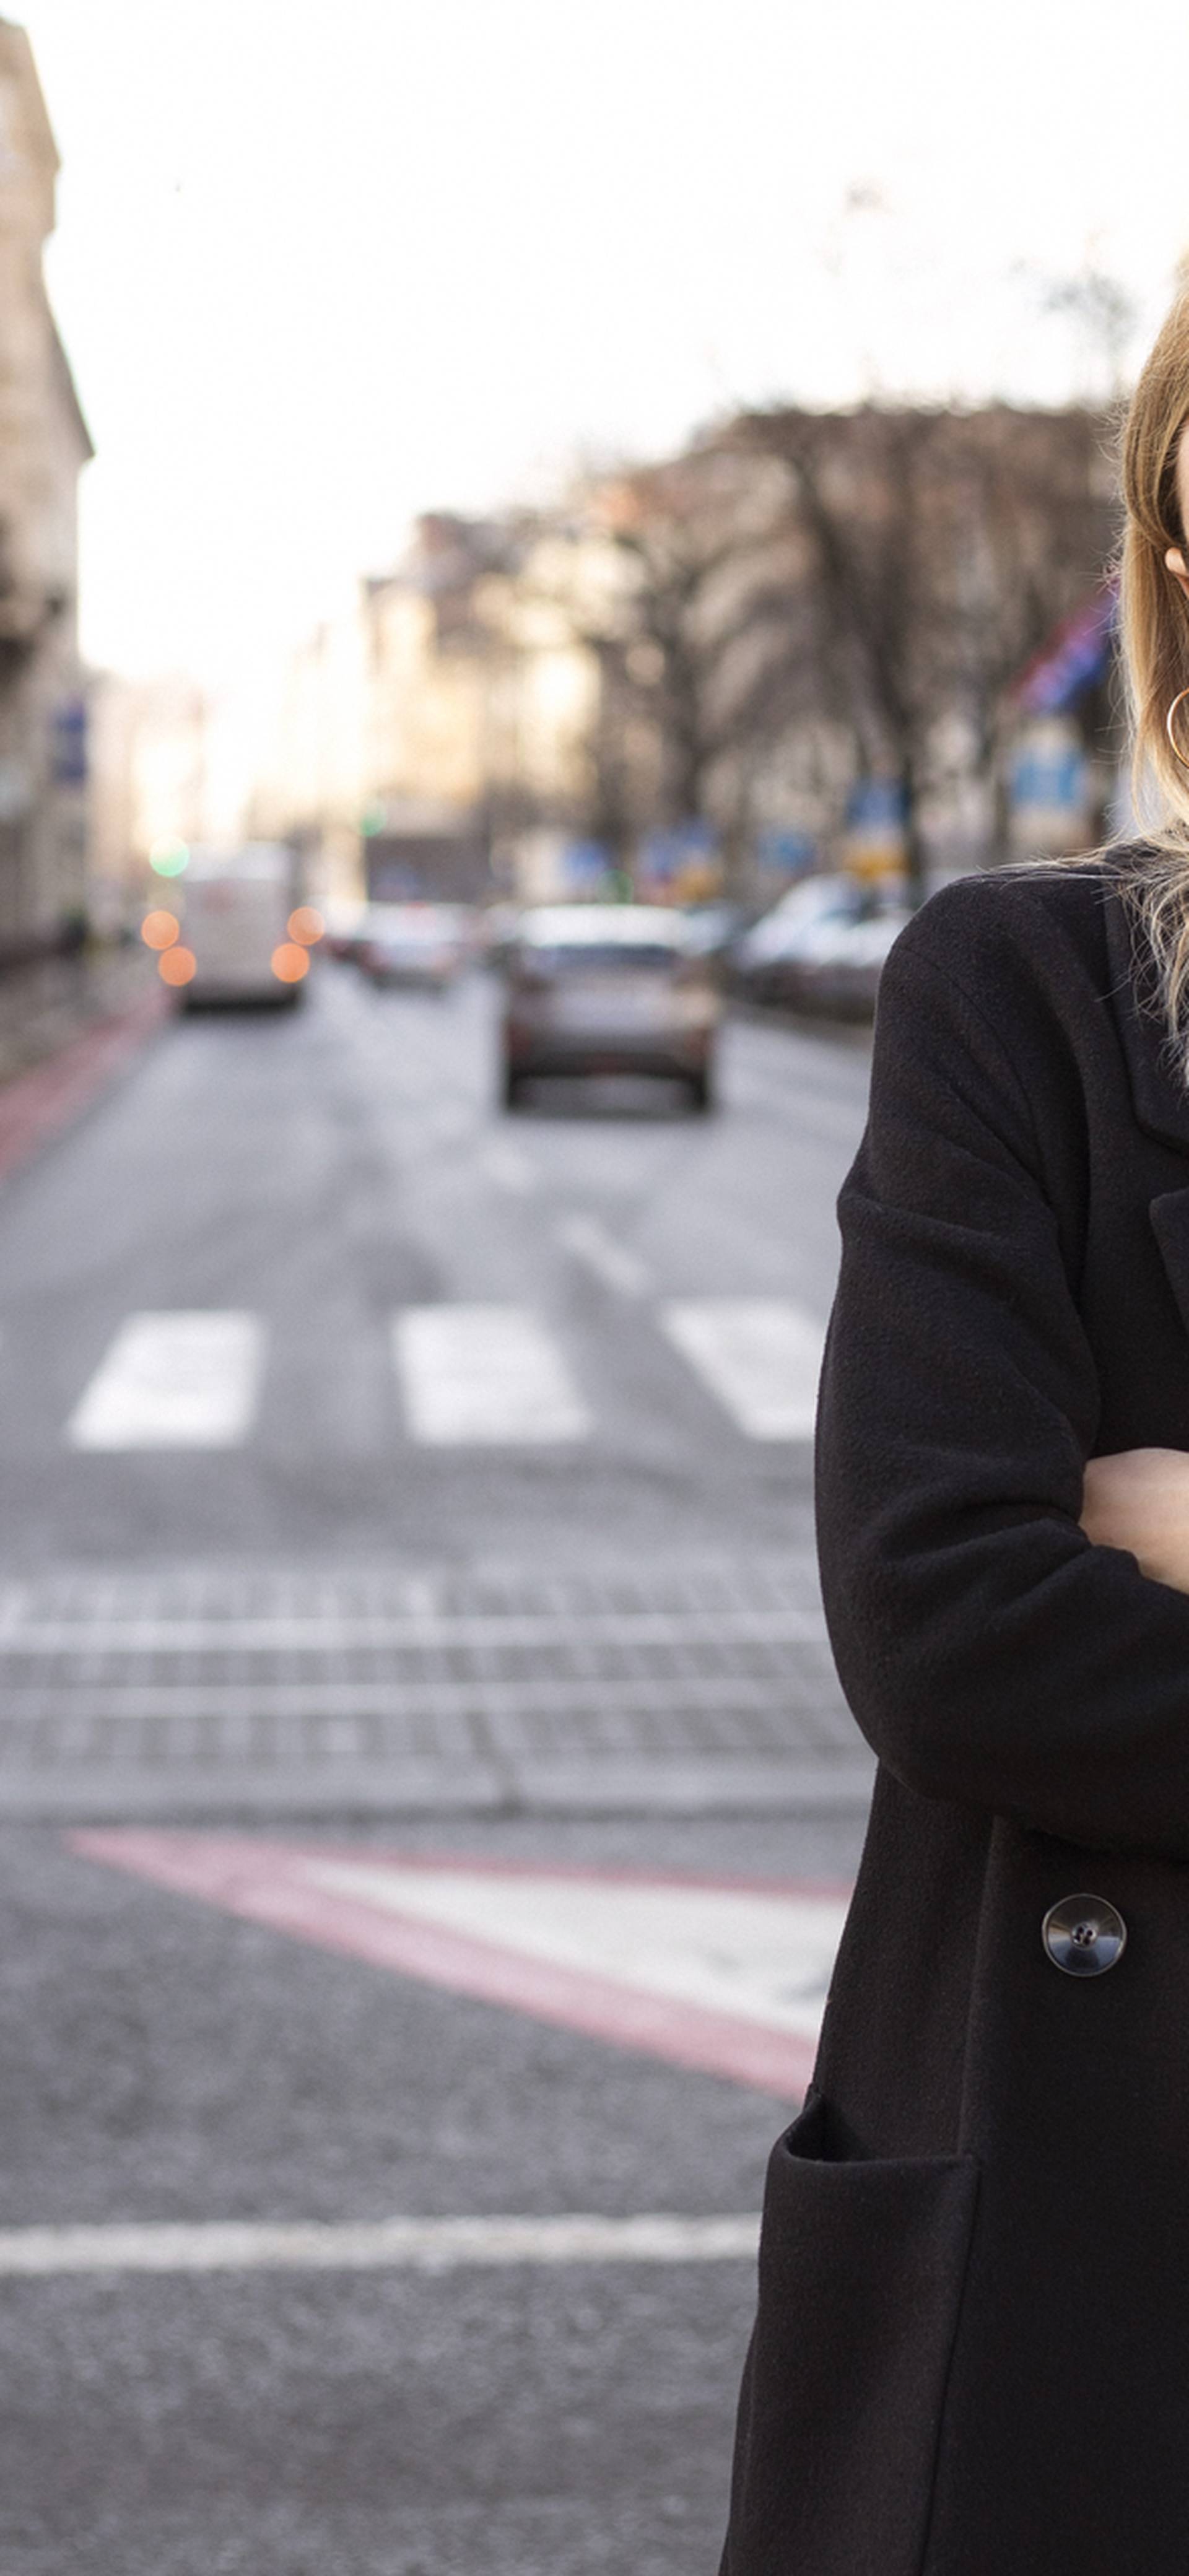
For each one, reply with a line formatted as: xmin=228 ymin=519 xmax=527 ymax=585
xmin=720 ymin=858 xmax=1189 ymax=2576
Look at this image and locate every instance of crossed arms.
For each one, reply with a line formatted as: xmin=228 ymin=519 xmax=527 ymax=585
xmin=1080 ymin=1451 xmax=1189 ymax=1593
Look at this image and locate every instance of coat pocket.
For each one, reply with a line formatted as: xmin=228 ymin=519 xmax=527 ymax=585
xmin=721 ymin=2093 xmax=979 ymax=2576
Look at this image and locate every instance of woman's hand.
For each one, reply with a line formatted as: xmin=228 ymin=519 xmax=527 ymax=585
xmin=1080 ymin=1448 xmax=1189 ymax=1592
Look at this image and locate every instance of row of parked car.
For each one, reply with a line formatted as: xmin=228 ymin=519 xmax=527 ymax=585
xmin=323 ymin=902 xmax=474 ymax=991
xmin=324 ymin=878 xmax=910 ymax=1019
xmin=317 ymin=877 xmax=909 ymax=1119
xmin=494 ymin=874 xmax=909 ymax=1116
xmin=713 ymin=876 xmax=912 ymax=1017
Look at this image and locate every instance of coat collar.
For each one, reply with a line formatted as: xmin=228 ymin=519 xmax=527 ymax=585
xmin=1104 ymin=884 xmax=1189 ymax=1159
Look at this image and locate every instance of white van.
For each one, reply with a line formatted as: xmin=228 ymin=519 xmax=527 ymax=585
xmin=172 ymin=844 xmax=305 ymax=1007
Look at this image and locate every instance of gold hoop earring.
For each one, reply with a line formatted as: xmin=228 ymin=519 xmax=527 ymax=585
xmin=1168 ymin=689 xmax=1189 ymax=771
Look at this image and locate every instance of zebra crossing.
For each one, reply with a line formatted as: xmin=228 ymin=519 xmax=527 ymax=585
xmin=66 ymin=1313 xmax=264 ymax=1451
xmin=393 ymin=1305 xmax=591 ymax=1445
xmin=661 ymin=1300 xmax=825 ymax=1442
xmin=53 ymin=1295 xmax=826 ymax=1451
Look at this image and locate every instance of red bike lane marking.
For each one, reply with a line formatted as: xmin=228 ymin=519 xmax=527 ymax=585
xmin=68 ymin=1830 xmax=851 ymax=2100
xmin=0 ymin=990 xmax=167 ymax=1185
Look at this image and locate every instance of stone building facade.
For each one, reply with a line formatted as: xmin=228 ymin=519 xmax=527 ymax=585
xmin=258 ymin=513 xmax=604 ymax=903
xmin=0 ymin=18 xmax=91 ymax=954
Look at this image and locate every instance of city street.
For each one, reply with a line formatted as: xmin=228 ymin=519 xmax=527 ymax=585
xmin=0 ymin=4 xmax=1147 ymax=2565
xmin=0 ymin=959 xmax=874 ymax=2575
xmin=0 ymin=957 xmax=873 ymax=1819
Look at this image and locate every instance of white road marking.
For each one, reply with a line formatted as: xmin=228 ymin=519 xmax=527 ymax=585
xmin=392 ymin=1305 xmax=590 ymax=1444
xmin=307 ymin=1863 xmax=848 ymax=2043
xmin=0 ymin=1606 xmax=824 ymax=1651
xmin=661 ymin=1297 xmax=824 ymax=1439
xmin=0 ymin=1676 xmax=842 ymax=1724
xmin=0 ymin=2214 xmax=759 ymax=2276
xmin=74 ymin=1834 xmax=852 ymax=2088
xmin=556 ymin=1214 xmax=652 ymax=1297
xmin=481 ymin=1140 xmax=539 ymax=1194
xmin=66 ymin=1314 xmax=264 ymax=1451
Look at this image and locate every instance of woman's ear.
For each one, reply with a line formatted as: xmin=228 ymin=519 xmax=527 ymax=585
xmin=1165 ymin=545 xmax=1189 ymax=600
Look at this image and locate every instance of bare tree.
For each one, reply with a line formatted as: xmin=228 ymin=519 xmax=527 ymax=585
xmin=726 ymin=402 xmax=1118 ymax=899
xmin=1042 ymin=271 xmax=1138 ymax=401
xmin=575 ymin=451 xmax=822 ymax=882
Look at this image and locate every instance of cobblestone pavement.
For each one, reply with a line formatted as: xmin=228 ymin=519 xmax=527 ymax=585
xmin=0 ymin=1549 xmax=869 ymax=1817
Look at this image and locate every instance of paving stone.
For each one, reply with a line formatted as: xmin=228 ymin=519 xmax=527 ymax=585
xmin=0 ymin=1553 xmax=869 ymax=1817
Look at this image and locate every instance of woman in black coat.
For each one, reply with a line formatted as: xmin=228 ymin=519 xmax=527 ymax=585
xmin=719 ymin=292 xmax=1189 ymax=2576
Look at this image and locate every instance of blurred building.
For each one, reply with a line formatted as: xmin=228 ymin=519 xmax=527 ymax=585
xmin=0 ymin=18 xmax=92 ymax=957
xmin=586 ymin=405 xmax=1120 ymax=893
xmin=253 ymin=608 xmax=365 ymax=906
xmin=255 ymin=404 xmax=1120 ymax=910
xmin=88 ymin=674 xmax=211 ymax=925
xmin=261 ymin=513 xmax=603 ymax=904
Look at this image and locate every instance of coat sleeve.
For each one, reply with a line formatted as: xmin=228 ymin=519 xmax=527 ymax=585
xmin=817 ymin=907 xmax=1189 ymax=1858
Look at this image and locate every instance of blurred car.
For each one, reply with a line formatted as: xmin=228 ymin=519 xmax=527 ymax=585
xmin=358 ymin=903 xmax=468 ymax=990
xmin=169 ymin=844 xmax=308 ymax=1009
xmin=474 ymin=902 xmax=525 ymax=968
xmin=728 ymin=874 xmax=866 ymax=1006
xmin=501 ymin=905 xmax=720 ymax=1111
xmin=678 ymin=899 xmax=751 ymax=958
xmin=793 ymin=902 xmax=912 ymax=1016
xmin=729 ymin=872 xmax=911 ymax=1015
xmin=321 ymin=898 xmax=370 ymax=962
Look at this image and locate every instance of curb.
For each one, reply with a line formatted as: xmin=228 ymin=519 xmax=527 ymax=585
xmin=0 ymin=986 xmax=168 ymax=1187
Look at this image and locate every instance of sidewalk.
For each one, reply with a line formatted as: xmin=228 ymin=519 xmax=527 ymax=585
xmin=0 ymin=945 xmax=167 ymax=1187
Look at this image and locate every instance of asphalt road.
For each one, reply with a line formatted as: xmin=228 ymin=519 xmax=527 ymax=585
xmin=0 ymin=960 xmax=873 ymax=1820
xmin=0 ymin=960 xmax=876 ymax=2574
xmin=0 ymin=959 xmax=868 ymax=1565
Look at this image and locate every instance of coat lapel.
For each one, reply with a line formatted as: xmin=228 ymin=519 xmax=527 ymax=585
xmin=1149 ymin=1188 xmax=1189 ymax=1341
xmin=1104 ymin=887 xmax=1189 ymax=1154
xmin=1106 ymin=887 xmax=1189 ymax=1334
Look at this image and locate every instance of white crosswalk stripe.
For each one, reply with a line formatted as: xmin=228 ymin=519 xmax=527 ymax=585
xmin=660 ymin=1297 xmax=824 ymax=1439
xmin=66 ymin=1313 xmax=264 ymax=1451
xmin=391 ymin=1304 xmax=590 ymax=1444
xmin=58 ymin=1298 xmax=825 ymax=1453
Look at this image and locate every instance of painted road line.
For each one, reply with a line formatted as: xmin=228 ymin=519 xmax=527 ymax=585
xmin=392 ymin=1306 xmax=589 ymax=1444
xmin=481 ymin=1139 xmax=539 ymax=1194
xmin=661 ymin=1298 xmax=825 ymax=1439
xmin=0 ymin=1606 xmax=824 ymax=1651
xmin=0 ymin=1670 xmax=824 ymax=1721
xmin=556 ymin=1214 xmax=652 ymax=1297
xmin=66 ymin=1313 xmax=264 ymax=1451
xmin=71 ymin=1835 xmax=850 ymax=2094
xmin=0 ymin=2214 xmax=759 ymax=2277
xmin=305 ymin=1861 xmax=847 ymax=2044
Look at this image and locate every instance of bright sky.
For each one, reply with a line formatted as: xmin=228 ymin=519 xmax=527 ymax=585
xmin=16 ymin=0 xmax=1189 ymax=694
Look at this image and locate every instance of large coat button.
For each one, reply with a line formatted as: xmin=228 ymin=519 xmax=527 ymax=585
xmin=1042 ymin=1894 xmax=1127 ymax=1977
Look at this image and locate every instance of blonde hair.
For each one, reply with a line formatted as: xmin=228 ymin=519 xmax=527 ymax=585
xmin=1118 ymin=290 xmax=1189 ymax=1076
